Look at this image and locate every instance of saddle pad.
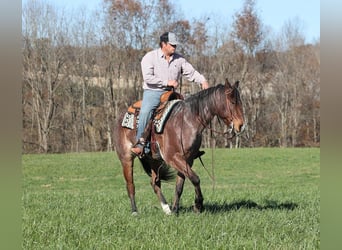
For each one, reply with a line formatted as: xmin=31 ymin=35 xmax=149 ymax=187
xmin=154 ymin=99 xmax=181 ymax=133
xmin=121 ymin=112 xmax=136 ymax=129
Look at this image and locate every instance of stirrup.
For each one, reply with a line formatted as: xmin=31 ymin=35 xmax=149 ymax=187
xmin=131 ymin=146 xmax=143 ymax=157
xmin=131 ymin=138 xmax=146 ymax=157
xmin=137 ymin=138 xmax=146 ymax=147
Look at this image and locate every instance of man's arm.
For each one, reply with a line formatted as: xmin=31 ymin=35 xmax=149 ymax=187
xmin=141 ymin=53 xmax=168 ymax=88
xmin=181 ymin=60 xmax=208 ymax=89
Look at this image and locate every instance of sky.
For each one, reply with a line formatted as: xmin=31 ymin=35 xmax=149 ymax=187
xmin=22 ymin=0 xmax=320 ymax=43
xmin=179 ymin=0 xmax=320 ymax=42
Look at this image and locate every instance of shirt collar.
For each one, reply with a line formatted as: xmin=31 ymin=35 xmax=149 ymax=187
xmin=158 ymin=48 xmax=174 ymax=61
xmin=157 ymin=48 xmax=164 ymax=58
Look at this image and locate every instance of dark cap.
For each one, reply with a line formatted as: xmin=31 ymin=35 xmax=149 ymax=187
xmin=160 ymin=32 xmax=179 ymax=45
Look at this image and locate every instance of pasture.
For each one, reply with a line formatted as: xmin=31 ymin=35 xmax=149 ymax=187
xmin=22 ymin=148 xmax=319 ymax=249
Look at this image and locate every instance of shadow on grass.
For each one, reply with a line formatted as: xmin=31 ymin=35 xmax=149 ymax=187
xmin=179 ymin=200 xmax=298 ymax=214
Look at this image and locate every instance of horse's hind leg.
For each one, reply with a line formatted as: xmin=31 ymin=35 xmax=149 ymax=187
xmin=172 ymin=172 xmax=185 ymax=214
xmin=122 ymin=159 xmax=138 ymax=215
xmin=150 ymin=170 xmax=172 ymax=215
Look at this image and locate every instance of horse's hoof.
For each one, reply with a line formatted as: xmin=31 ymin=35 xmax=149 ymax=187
xmin=172 ymin=207 xmax=179 ymax=215
xmin=161 ymin=203 xmax=172 ymax=215
xmin=193 ymin=205 xmax=203 ymax=213
xmin=131 ymin=211 xmax=138 ymax=216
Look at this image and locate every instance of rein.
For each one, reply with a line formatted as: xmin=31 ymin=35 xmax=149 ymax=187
xmin=197 ymin=117 xmax=237 ymax=140
xmin=193 ymin=117 xmax=236 ymax=192
xmin=199 ymin=117 xmax=237 ymax=191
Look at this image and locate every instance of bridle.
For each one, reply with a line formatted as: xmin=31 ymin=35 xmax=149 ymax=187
xmin=197 ymin=117 xmax=237 ymax=140
xmin=197 ymin=85 xmax=244 ymax=140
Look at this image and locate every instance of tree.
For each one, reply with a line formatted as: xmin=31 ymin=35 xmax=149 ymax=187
xmin=21 ymin=0 xmax=320 ymax=153
xmin=231 ymin=0 xmax=263 ymax=56
xmin=22 ymin=2 xmax=69 ymax=152
xmin=270 ymin=18 xmax=319 ymax=147
xmin=68 ymin=8 xmax=99 ymax=151
xmin=230 ymin=0 xmax=268 ymax=147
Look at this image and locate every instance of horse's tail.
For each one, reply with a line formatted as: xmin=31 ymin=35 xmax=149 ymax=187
xmin=139 ymin=157 xmax=175 ymax=181
xmin=139 ymin=157 xmax=152 ymax=177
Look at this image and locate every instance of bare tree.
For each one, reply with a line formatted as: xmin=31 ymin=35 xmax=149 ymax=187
xmin=271 ymin=18 xmax=314 ymax=147
xmin=230 ymin=0 xmax=267 ymax=147
xmin=68 ymin=8 xmax=100 ymax=151
xmin=231 ymin=0 xmax=263 ymax=57
xmin=21 ymin=0 xmax=320 ymax=153
xmin=22 ymin=1 xmax=69 ymax=152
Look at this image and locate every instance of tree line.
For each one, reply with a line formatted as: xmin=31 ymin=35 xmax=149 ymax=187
xmin=22 ymin=0 xmax=320 ymax=153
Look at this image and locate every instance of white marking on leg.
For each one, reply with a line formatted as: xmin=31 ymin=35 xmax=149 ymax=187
xmin=161 ymin=203 xmax=172 ymax=215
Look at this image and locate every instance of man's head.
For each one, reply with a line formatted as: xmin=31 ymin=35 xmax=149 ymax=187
xmin=160 ymin=32 xmax=179 ymax=46
xmin=160 ymin=32 xmax=179 ymax=55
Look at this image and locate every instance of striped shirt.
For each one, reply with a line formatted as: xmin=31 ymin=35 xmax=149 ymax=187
xmin=141 ymin=48 xmax=206 ymax=91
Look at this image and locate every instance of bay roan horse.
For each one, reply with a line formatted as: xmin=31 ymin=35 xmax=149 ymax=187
xmin=115 ymin=79 xmax=245 ymax=215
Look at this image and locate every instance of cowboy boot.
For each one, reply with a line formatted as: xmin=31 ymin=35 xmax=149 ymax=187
xmin=131 ymin=138 xmax=145 ymax=157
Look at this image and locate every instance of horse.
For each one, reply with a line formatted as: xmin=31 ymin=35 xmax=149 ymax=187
xmin=114 ymin=79 xmax=245 ymax=215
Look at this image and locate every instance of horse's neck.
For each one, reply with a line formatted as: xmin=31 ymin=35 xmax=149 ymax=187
xmin=196 ymin=102 xmax=217 ymax=130
xmin=185 ymin=87 xmax=223 ymax=130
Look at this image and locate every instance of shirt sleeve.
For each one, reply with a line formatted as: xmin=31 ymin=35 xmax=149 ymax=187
xmin=181 ymin=60 xmax=206 ymax=84
xmin=141 ymin=52 xmax=168 ymax=88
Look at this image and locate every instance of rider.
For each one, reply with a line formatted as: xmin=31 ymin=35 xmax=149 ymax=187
xmin=131 ymin=31 xmax=209 ymax=157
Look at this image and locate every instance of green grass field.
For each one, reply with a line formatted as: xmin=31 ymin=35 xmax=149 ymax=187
xmin=22 ymin=148 xmax=320 ymax=249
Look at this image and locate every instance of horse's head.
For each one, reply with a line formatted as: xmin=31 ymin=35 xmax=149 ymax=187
xmin=221 ymin=78 xmax=245 ymax=135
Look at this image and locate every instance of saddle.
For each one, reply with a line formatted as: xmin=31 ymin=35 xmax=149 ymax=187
xmin=121 ymin=90 xmax=183 ymax=159
xmin=121 ymin=90 xmax=184 ymax=131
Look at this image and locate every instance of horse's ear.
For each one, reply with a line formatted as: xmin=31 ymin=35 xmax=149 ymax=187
xmin=234 ymin=80 xmax=240 ymax=88
xmin=225 ymin=78 xmax=232 ymax=89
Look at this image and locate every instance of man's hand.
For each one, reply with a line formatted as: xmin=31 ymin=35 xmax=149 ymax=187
xmin=201 ymin=81 xmax=209 ymax=90
xmin=167 ymin=80 xmax=179 ymax=88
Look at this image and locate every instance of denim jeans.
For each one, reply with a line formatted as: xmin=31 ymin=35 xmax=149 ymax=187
xmin=136 ymin=89 xmax=165 ymax=141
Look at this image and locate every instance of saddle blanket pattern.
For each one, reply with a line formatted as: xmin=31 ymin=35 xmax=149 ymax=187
xmin=121 ymin=112 xmax=136 ymax=129
xmin=121 ymin=99 xmax=181 ymax=132
xmin=154 ymin=99 xmax=181 ymax=133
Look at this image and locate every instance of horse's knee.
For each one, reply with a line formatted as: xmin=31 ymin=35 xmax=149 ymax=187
xmin=189 ymin=174 xmax=200 ymax=186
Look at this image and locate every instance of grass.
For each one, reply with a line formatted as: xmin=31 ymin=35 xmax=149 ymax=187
xmin=22 ymin=148 xmax=320 ymax=249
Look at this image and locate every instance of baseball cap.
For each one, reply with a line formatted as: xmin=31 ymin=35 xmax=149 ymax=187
xmin=160 ymin=32 xmax=179 ymax=45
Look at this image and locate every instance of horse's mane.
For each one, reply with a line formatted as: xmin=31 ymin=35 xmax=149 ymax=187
xmin=182 ymin=84 xmax=225 ymax=117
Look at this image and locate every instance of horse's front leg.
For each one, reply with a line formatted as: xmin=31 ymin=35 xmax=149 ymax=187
xmin=150 ymin=169 xmax=172 ymax=215
xmin=189 ymin=170 xmax=204 ymax=213
xmin=172 ymin=154 xmax=204 ymax=213
xmin=172 ymin=172 xmax=185 ymax=214
xmin=122 ymin=159 xmax=138 ymax=215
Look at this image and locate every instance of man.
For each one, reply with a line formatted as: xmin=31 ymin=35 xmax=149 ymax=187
xmin=131 ymin=32 xmax=209 ymax=157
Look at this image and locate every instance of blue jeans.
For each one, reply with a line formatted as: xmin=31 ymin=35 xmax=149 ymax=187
xmin=136 ymin=90 xmax=165 ymax=141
